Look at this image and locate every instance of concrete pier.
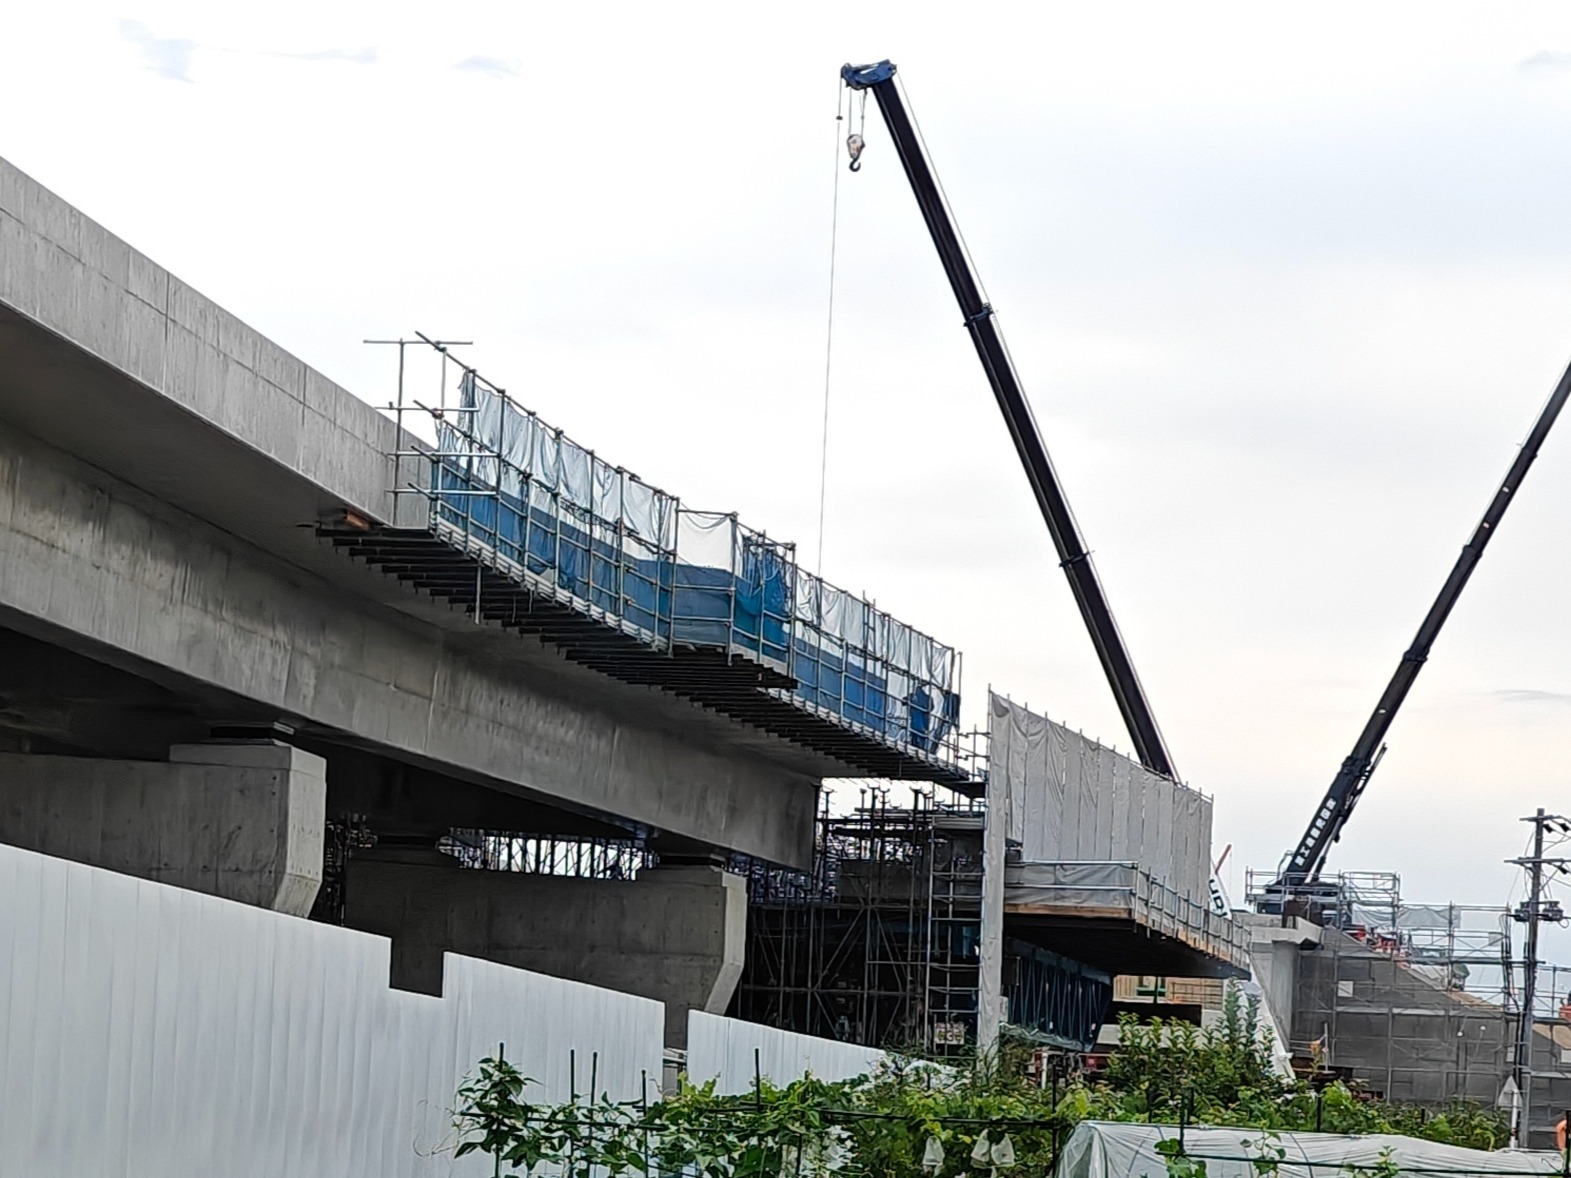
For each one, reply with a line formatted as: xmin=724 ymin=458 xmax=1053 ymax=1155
xmin=0 ymin=741 xmax=326 ymax=915
xmin=344 ymin=850 xmax=746 ymax=1046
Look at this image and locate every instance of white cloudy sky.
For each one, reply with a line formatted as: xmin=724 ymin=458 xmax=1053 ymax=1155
xmin=6 ymin=2 xmax=1571 ymax=924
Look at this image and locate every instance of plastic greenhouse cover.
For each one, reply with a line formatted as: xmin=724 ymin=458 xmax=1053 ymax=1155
xmin=1056 ymin=1121 xmax=1561 ymax=1178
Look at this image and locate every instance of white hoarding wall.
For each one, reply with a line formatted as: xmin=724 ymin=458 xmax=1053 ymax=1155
xmin=0 ymin=841 xmax=664 ymax=1177
xmin=686 ymin=1012 xmax=887 ymax=1094
xmin=988 ymin=692 xmax=1213 ymax=904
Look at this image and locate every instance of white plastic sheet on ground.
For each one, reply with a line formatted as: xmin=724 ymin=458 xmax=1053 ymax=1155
xmin=1056 ymin=1121 xmax=1562 ymax=1178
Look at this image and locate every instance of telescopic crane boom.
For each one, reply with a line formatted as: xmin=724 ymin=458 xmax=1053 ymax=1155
xmin=841 ymin=60 xmax=1178 ymax=780
xmin=1272 ymin=361 xmax=1571 ymax=899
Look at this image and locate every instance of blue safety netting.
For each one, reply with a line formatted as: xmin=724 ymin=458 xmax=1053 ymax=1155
xmin=433 ymin=377 xmax=677 ymax=642
xmin=429 ymin=370 xmax=961 ymax=763
xmin=671 ymin=511 xmax=795 ymax=670
xmin=790 ymin=578 xmax=961 ymax=756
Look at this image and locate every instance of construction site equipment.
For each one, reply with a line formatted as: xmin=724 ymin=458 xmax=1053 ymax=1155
xmin=730 ymin=790 xmax=1117 ymax=1053
xmin=352 ymin=335 xmax=974 ymax=787
xmin=841 ymin=60 xmax=1176 ymax=780
xmin=730 ymin=792 xmax=988 ymax=1055
xmin=1268 ymin=365 xmax=1571 ymax=903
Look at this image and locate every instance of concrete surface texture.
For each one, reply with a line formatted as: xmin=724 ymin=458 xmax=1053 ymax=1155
xmin=0 ymin=146 xmax=841 ymax=868
xmin=0 ymin=740 xmax=325 ymax=915
xmin=1240 ymin=912 xmax=1321 ymax=1048
xmin=345 ymin=849 xmax=746 ymax=1046
xmin=0 ymin=416 xmax=816 ymax=865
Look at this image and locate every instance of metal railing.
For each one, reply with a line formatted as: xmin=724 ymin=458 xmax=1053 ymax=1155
xmin=377 ymin=335 xmax=967 ymax=770
xmin=1005 ymin=860 xmax=1250 ymax=968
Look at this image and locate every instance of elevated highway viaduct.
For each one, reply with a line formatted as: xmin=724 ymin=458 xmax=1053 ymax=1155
xmin=0 ymin=156 xmax=969 ymax=1042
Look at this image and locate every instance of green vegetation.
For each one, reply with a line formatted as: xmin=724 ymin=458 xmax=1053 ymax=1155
xmin=453 ymin=992 xmax=1508 ymax=1176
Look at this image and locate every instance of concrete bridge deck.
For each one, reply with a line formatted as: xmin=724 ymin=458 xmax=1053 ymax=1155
xmin=0 ymin=153 xmax=958 ymax=869
xmin=1 ymin=152 xmax=933 ymax=1037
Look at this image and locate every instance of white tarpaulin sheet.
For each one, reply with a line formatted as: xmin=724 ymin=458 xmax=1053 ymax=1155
xmin=989 ymin=694 xmax=1213 ymax=904
xmin=1057 ymin=1121 xmax=1560 ymax=1178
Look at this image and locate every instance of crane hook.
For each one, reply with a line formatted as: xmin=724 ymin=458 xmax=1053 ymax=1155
xmin=846 ymin=133 xmax=865 ymax=173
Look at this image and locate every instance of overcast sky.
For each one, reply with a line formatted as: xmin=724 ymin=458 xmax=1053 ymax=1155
xmin=7 ymin=2 xmax=1571 ymax=930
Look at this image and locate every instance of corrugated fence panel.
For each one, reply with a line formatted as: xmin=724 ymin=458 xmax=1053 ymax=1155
xmin=686 ymin=1012 xmax=886 ymax=1094
xmin=0 ymin=841 xmax=664 ymax=1177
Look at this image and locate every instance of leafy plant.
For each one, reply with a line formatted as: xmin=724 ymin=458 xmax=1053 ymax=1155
xmin=1344 ymin=1148 xmax=1403 ymax=1178
xmin=453 ymin=1049 xmax=557 ymax=1176
xmin=1156 ymin=1135 xmax=1209 ymax=1178
xmin=451 ymin=992 xmax=1508 ymax=1178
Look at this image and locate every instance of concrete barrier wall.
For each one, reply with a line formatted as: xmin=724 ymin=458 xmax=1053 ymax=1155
xmin=686 ymin=1011 xmax=887 ymax=1093
xmin=0 ymin=841 xmax=664 ymax=1177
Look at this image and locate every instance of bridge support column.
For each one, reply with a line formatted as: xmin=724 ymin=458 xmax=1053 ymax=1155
xmin=344 ymin=850 xmax=746 ymax=1047
xmin=0 ymin=741 xmax=326 ymax=916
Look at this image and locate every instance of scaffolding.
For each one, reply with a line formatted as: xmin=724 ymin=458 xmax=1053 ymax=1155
xmin=729 ymin=789 xmax=984 ymax=1056
xmin=729 ymin=783 xmax=1115 ymax=1056
xmin=1244 ymin=869 xmax=1516 ymax=993
xmin=1288 ymin=913 xmax=1516 ymax=1105
xmin=439 ymin=830 xmax=657 ymax=880
xmin=1245 ymin=868 xmax=1571 ymax=1140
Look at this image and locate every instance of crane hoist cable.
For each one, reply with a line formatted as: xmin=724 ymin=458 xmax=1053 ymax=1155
xmin=816 ymin=82 xmax=848 ymax=576
xmin=846 ymin=87 xmax=868 ymax=172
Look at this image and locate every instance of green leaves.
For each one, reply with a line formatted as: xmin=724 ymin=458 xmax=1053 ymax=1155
xmin=450 ymin=994 xmax=1508 ymax=1178
xmin=1156 ymin=1135 xmax=1210 ymax=1178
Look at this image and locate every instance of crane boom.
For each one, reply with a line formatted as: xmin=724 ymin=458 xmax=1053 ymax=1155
xmin=842 ymin=59 xmax=1178 ymax=780
xmin=1275 ymin=359 xmax=1571 ymax=895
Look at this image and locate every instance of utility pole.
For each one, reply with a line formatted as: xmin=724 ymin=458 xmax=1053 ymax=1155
xmin=1509 ymin=809 xmax=1569 ymax=1148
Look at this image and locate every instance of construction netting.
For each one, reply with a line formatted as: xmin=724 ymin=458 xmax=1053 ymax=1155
xmin=790 ymin=576 xmax=960 ymax=755
xmin=988 ymin=694 xmax=1213 ymax=904
xmin=427 ymin=370 xmax=961 ymax=762
xmin=1058 ymin=1121 xmax=1561 ymax=1178
xmin=671 ymin=510 xmax=795 ymax=669
xmin=434 ymin=372 xmax=679 ymax=641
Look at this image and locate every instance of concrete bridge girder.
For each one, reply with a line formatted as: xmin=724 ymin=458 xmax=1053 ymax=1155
xmin=0 ymin=150 xmax=847 ymax=1038
xmin=0 ymin=419 xmax=816 ymax=866
xmin=0 ymin=152 xmax=855 ymax=870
